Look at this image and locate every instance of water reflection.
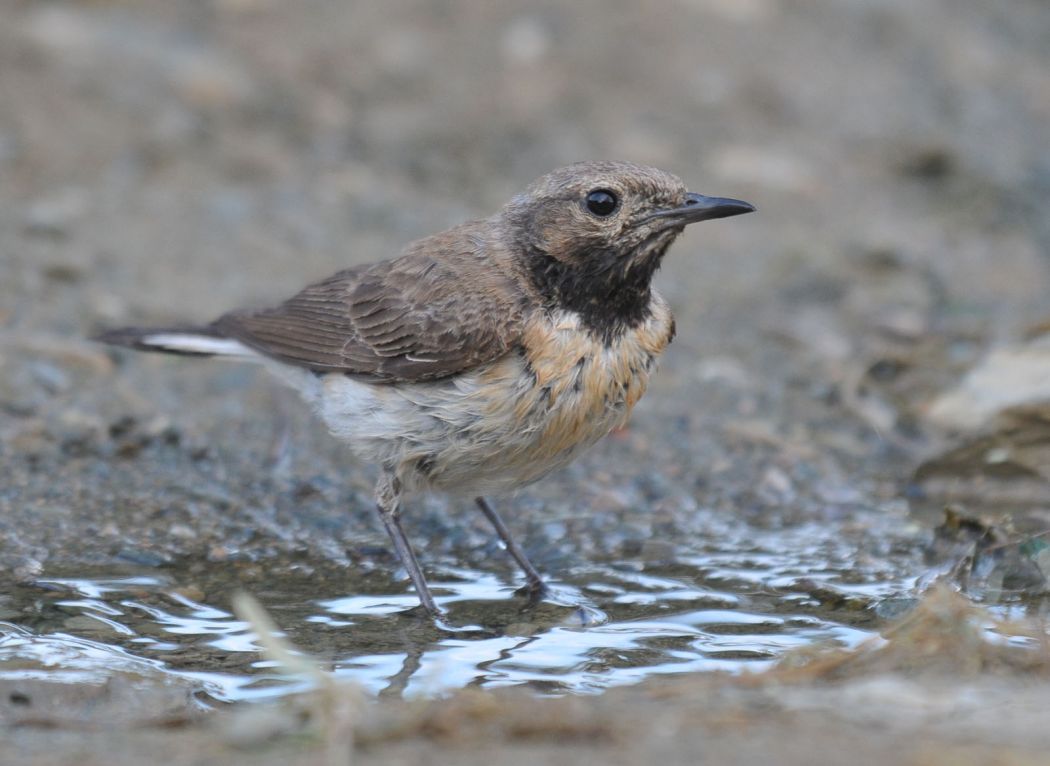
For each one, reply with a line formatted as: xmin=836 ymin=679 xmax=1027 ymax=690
xmin=0 ymin=518 xmax=923 ymax=705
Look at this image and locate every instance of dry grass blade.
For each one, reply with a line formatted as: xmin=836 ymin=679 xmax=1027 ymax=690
xmin=232 ymin=592 xmax=363 ymax=764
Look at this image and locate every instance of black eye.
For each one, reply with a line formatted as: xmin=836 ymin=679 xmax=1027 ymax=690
xmin=585 ymin=189 xmax=619 ymax=217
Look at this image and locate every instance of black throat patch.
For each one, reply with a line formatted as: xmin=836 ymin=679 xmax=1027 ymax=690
xmin=526 ymin=244 xmax=668 ymax=342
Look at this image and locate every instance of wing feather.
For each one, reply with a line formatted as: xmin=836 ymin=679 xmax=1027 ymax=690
xmin=212 ymin=224 xmax=526 ymax=382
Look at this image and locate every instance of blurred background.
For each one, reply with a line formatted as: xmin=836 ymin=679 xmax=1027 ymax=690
xmin=4 ymin=0 xmax=1047 ymax=330
xmin=2 ymin=0 xmax=1050 ymax=735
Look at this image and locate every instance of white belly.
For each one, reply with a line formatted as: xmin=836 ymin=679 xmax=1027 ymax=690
xmin=307 ymin=301 xmax=674 ymax=496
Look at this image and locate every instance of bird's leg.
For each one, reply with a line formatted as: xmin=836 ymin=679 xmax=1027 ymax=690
xmin=375 ymin=473 xmax=440 ymax=615
xmin=474 ymin=496 xmax=546 ymax=596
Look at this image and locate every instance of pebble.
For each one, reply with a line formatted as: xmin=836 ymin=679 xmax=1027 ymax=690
xmin=29 ymin=361 xmax=71 ymax=394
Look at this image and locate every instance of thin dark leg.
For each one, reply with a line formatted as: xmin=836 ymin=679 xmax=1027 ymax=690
xmin=474 ymin=496 xmax=545 ymax=594
xmin=375 ymin=476 xmax=440 ymax=616
xmin=378 ymin=641 xmax=424 ymax=700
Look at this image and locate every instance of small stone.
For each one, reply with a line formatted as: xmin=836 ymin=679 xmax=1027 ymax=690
xmin=29 ymin=361 xmax=71 ymax=394
xmin=116 ymin=548 xmax=170 ymax=567
xmin=168 ymin=524 xmax=197 ymax=540
xmin=926 ymin=344 xmax=1050 ymax=432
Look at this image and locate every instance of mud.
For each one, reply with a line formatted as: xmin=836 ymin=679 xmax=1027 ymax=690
xmin=2 ymin=0 xmax=1050 ymax=762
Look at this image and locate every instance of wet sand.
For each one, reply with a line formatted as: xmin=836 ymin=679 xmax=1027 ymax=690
xmin=3 ymin=0 xmax=1050 ymax=761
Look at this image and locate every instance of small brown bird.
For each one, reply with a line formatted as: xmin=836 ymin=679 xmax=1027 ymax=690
xmin=98 ymin=161 xmax=753 ymax=616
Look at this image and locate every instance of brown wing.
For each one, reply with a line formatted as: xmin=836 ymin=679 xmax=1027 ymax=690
xmin=212 ymin=224 xmax=526 ymax=382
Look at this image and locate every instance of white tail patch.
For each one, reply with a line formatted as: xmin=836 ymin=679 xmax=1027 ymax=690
xmin=143 ymin=333 xmax=257 ymax=358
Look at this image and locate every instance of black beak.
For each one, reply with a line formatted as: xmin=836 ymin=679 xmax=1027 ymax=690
xmin=650 ymin=193 xmax=756 ymax=224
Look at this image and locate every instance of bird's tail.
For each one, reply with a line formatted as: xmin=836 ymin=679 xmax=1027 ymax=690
xmin=94 ymin=325 xmax=257 ymax=359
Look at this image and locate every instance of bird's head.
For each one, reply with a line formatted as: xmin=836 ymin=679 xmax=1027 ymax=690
xmin=501 ymin=161 xmax=754 ymax=335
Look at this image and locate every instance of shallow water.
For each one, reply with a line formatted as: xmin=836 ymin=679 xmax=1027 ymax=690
xmin=0 ymin=512 xmax=925 ymax=705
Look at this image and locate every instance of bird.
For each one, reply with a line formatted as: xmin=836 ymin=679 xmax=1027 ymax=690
xmin=96 ymin=160 xmax=754 ymax=616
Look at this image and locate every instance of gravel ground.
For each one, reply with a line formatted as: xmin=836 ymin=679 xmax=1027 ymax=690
xmin=2 ymin=0 xmax=1050 ymax=762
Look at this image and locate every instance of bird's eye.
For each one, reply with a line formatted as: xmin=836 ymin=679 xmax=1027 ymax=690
xmin=585 ymin=189 xmax=619 ymax=217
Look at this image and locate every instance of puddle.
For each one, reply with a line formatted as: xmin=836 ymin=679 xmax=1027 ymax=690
xmin=0 ymin=512 xmax=927 ymax=704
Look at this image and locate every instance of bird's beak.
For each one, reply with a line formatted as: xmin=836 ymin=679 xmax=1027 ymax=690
xmin=649 ymin=193 xmax=756 ymax=225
